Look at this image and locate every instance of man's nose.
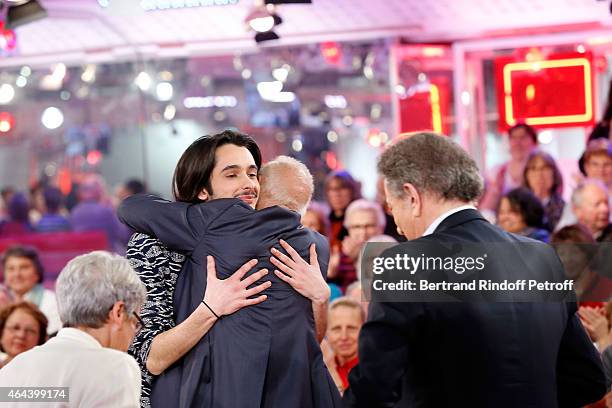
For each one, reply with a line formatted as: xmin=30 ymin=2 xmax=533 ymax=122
xmin=239 ymin=174 xmax=256 ymax=189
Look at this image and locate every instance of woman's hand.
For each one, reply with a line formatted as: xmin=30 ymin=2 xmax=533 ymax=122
xmin=270 ymin=240 xmax=330 ymax=305
xmin=203 ymin=256 xmax=270 ymax=318
xmin=578 ymin=306 xmax=609 ymax=344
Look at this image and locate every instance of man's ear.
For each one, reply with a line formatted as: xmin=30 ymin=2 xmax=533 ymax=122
xmin=402 ymin=183 xmax=422 ymax=218
xmin=108 ymin=301 xmax=125 ymax=328
xmin=198 ymin=188 xmax=210 ymax=201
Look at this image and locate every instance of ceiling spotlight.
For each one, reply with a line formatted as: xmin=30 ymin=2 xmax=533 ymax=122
xmin=41 ymin=107 xmax=64 ymax=130
xmin=264 ymin=0 xmax=311 ymax=3
xmin=246 ymin=6 xmax=282 ymax=32
xmin=246 ymin=4 xmax=282 ymax=43
xmin=156 ymin=82 xmax=173 ymax=101
xmin=135 ymin=72 xmax=152 ymax=91
xmin=0 ymin=84 xmax=15 ymax=104
xmin=6 ymin=0 xmax=48 ymax=29
xmin=15 ymin=76 xmax=27 ymax=88
xmin=272 ymin=66 xmax=289 ymax=82
xmin=255 ymin=30 xmax=279 ymax=43
xmin=81 ymin=64 xmax=96 ymax=83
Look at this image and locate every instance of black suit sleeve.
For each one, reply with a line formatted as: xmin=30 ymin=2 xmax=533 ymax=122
xmin=556 ymin=303 xmax=607 ymax=407
xmin=117 ymin=194 xmax=205 ymax=252
xmin=343 ymin=301 xmax=424 ymax=408
xmin=315 ymin=234 xmax=330 ymax=280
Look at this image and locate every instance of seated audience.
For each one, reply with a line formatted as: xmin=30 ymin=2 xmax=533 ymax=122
xmin=583 ymin=139 xmax=612 ymax=188
xmin=0 ymin=301 xmax=48 ymax=368
xmin=523 ymin=150 xmax=565 ymax=232
xmin=0 ymin=251 xmax=146 ymax=407
xmin=325 ymin=170 xmax=361 ymax=250
xmin=70 ymin=175 xmax=130 ymax=253
xmin=2 ymin=246 xmax=61 ymax=333
xmin=328 ymin=199 xmax=385 ymax=291
xmin=345 ymin=280 xmax=368 ymax=320
xmin=579 ymin=303 xmax=612 ymax=353
xmin=0 ymin=284 xmax=13 ymax=308
xmin=497 ymin=187 xmax=550 ymax=242
xmin=301 ymin=201 xmax=329 ymax=236
xmin=35 ymin=186 xmax=71 ymax=233
xmin=552 ymin=225 xmax=612 ymax=302
xmin=113 ymin=178 xmax=147 ymax=209
xmin=0 ymin=192 xmax=31 ymax=235
xmin=480 ymin=123 xmax=538 ymax=212
xmin=325 ymin=297 xmax=364 ymax=395
xmin=0 ymin=186 xmax=15 ymax=221
xmin=572 ymin=180 xmax=612 ymax=241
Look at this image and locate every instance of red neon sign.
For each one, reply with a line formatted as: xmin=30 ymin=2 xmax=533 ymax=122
xmin=398 ymin=77 xmax=449 ymax=135
xmin=495 ymin=52 xmax=594 ymax=130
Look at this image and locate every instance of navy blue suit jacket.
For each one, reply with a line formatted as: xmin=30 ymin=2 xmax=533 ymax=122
xmin=119 ymin=195 xmax=341 ymax=408
xmin=343 ymin=209 xmax=606 ymax=408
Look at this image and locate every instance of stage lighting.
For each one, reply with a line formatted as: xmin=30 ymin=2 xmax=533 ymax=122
xmin=5 ymin=0 xmax=48 ymax=29
xmin=255 ymin=30 xmax=279 ymax=43
xmin=264 ymin=0 xmax=311 ymax=4
xmin=246 ymin=4 xmax=282 ymax=43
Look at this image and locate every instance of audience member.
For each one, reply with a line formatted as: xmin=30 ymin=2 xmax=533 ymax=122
xmin=2 ymin=246 xmax=61 ymax=333
xmin=497 ymin=187 xmax=550 ymax=242
xmin=28 ymin=183 xmax=46 ymax=226
xmin=0 ymin=192 xmax=31 ymax=235
xmin=523 ymin=150 xmax=565 ymax=231
xmin=0 ymin=301 xmax=48 ymax=368
xmin=0 ymin=284 xmax=12 ymax=308
xmin=0 ymin=186 xmax=15 ymax=220
xmin=583 ymin=139 xmax=612 ymax=188
xmin=70 ymin=174 xmax=131 ymax=253
xmin=325 ymin=170 xmax=361 ymax=250
xmin=480 ymin=123 xmax=537 ymax=211
xmin=572 ymin=180 xmax=611 ymax=241
xmin=328 ymin=199 xmax=385 ymax=291
xmin=552 ymin=225 xmax=612 ymax=302
xmin=34 ymin=186 xmax=71 ymax=233
xmin=345 ymin=280 xmax=368 ymax=320
xmin=301 ymin=201 xmax=329 ymax=236
xmin=113 ymin=178 xmax=147 ymax=209
xmin=0 ymin=251 xmax=145 ymax=407
xmin=325 ymin=297 xmax=364 ymax=395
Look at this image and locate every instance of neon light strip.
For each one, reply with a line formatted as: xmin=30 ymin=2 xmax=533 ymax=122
xmin=502 ymin=58 xmax=593 ymax=126
xmin=430 ymin=84 xmax=443 ymax=133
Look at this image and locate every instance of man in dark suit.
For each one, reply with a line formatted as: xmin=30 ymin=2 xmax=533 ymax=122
xmin=120 ymin=155 xmax=341 ymax=408
xmin=343 ymin=132 xmax=606 ymax=408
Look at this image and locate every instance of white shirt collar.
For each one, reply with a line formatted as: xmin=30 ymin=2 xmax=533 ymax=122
xmin=422 ymin=205 xmax=477 ymax=237
xmin=55 ymin=327 xmax=103 ymax=349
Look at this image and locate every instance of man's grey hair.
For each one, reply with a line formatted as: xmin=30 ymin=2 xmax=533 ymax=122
xmin=378 ymin=132 xmax=483 ymax=202
xmin=259 ymin=155 xmax=314 ymax=214
xmin=56 ymin=251 xmax=146 ymax=328
xmin=344 ymin=199 xmax=386 ymax=230
xmin=572 ymin=178 xmax=609 ymax=208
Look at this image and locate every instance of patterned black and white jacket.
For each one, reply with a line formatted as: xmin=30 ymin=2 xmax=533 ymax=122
xmin=126 ymin=233 xmax=185 ymax=408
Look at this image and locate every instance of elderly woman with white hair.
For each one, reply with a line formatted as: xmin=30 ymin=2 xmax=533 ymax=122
xmin=327 ymin=199 xmax=387 ymax=292
xmin=0 ymin=251 xmax=146 ymax=408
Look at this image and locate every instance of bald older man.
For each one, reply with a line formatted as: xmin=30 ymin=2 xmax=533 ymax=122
xmin=572 ymin=179 xmax=612 ymax=241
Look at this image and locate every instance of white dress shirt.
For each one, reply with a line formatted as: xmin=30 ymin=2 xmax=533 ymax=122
xmin=0 ymin=328 xmax=141 ymax=408
xmin=422 ymin=205 xmax=477 ymax=237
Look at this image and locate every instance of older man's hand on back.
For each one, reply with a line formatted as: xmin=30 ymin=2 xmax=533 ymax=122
xmin=270 ymin=240 xmax=330 ymax=305
xmin=270 ymin=240 xmax=330 ymax=342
